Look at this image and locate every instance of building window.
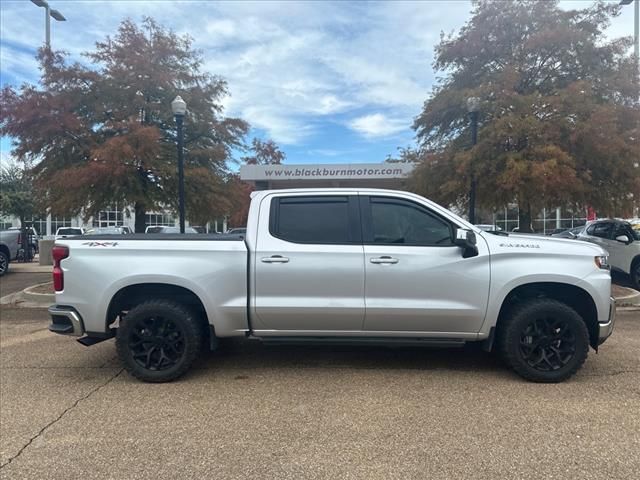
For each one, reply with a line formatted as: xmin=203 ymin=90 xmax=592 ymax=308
xmin=23 ymin=216 xmax=48 ymax=236
xmin=145 ymin=213 xmax=174 ymax=228
xmin=51 ymin=217 xmax=73 ymax=234
xmin=94 ymin=208 xmax=124 ymax=227
xmin=0 ymin=219 xmax=13 ymax=230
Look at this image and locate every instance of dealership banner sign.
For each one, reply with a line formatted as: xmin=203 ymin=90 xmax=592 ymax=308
xmin=240 ymin=163 xmax=414 ymax=181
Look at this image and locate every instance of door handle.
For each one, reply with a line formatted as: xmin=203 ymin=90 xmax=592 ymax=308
xmin=261 ymin=255 xmax=290 ymax=264
xmin=370 ymin=256 xmax=399 ymax=264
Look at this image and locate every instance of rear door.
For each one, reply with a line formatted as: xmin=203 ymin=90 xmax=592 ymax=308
xmin=253 ymin=194 xmax=365 ymax=333
xmin=583 ymin=221 xmax=615 ymax=252
xmin=361 ymin=195 xmax=490 ymax=334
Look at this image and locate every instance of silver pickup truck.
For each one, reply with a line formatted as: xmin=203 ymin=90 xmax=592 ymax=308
xmin=0 ymin=229 xmax=21 ymax=276
xmin=49 ymin=188 xmax=616 ymax=383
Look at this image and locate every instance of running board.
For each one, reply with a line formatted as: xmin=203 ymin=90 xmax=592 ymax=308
xmin=251 ymin=336 xmax=466 ymax=348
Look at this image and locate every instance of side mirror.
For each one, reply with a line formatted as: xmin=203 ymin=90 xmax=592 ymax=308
xmin=455 ymin=229 xmax=478 ymax=258
xmin=615 ymin=235 xmax=630 ymax=244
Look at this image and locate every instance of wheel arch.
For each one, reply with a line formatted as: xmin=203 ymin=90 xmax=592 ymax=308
xmin=495 ymin=282 xmax=599 ymax=350
xmin=106 ymin=283 xmax=211 ymax=338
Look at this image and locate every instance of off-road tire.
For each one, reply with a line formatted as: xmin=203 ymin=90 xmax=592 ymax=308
xmin=0 ymin=251 xmax=9 ymax=277
xmin=497 ymin=298 xmax=589 ymax=383
xmin=116 ymin=299 xmax=203 ymax=383
xmin=631 ymin=259 xmax=640 ymax=291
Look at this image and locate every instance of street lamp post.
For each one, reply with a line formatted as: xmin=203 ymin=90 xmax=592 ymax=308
xmin=466 ymin=97 xmax=480 ymax=225
xmin=30 ymin=0 xmax=66 ymax=49
xmin=620 ymin=0 xmax=639 ymax=62
xmin=171 ymin=96 xmax=187 ymax=234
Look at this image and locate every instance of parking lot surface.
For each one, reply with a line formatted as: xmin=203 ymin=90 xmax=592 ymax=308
xmin=0 ymin=273 xmax=51 ymax=298
xmin=1 ymin=305 xmax=639 ymax=480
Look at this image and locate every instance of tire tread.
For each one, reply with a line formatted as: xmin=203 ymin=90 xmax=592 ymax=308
xmin=115 ymin=299 xmax=203 ymax=383
xmin=497 ymin=298 xmax=589 ymax=383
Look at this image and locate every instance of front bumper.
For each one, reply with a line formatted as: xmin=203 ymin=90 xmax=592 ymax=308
xmin=597 ymin=297 xmax=616 ymax=345
xmin=48 ymin=305 xmax=85 ymax=337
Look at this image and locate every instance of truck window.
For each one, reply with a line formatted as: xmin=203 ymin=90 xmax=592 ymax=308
xmin=368 ymin=197 xmax=453 ymax=246
xmin=587 ymin=222 xmax=614 ymax=239
xmin=270 ymin=196 xmax=353 ymax=244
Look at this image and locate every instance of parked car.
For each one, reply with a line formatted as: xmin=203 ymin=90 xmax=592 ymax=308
xmin=551 ymin=225 xmax=587 ymax=239
xmin=575 ymin=219 xmax=640 ymax=289
xmin=226 ymin=227 xmax=246 ymax=235
xmin=55 ymin=227 xmax=85 ymax=240
xmin=84 ymin=226 xmax=131 ymax=235
xmin=144 ymin=226 xmax=199 ymax=234
xmin=49 ymin=188 xmax=615 ymax=383
xmin=0 ymin=230 xmax=21 ymax=276
xmin=8 ymin=226 xmax=40 ymax=256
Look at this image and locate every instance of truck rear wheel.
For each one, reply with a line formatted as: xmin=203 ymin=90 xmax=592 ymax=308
xmin=498 ymin=298 xmax=589 ymax=383
xmin=116 ymin=299 xmax=203 ymax=382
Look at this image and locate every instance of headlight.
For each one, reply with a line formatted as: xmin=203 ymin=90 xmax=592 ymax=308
xmin=595 ymin=255 xmax=610 ymax=270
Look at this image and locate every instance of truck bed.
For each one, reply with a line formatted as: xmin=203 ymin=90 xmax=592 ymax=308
xmin=54 ymin=235 xmax=249 ymax=337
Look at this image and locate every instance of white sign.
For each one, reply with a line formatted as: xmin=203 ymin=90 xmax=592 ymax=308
xmin=240 ymin=163 xmax=414 ymax=181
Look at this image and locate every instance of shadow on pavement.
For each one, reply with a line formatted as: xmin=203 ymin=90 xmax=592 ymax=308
xmin=612 ymin=270 xmax=638 ymax=292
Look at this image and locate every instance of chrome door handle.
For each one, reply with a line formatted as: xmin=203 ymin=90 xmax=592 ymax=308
xmin=261 ymin=255 xmax=290 ymax=263
xmin=370 ymin=256 xmax=399 ymax=264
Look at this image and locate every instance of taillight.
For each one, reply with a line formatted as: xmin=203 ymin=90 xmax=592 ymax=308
xmin=52 ymin=245 xmax=69 ymax=292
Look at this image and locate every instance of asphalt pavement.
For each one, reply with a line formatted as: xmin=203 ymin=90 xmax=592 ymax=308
xmin=0 ymin=304 xmax=638 ymax=480
xmin=0 ymin=273 xmax=52 ymax=298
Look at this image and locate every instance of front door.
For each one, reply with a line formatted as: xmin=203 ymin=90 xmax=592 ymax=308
xmin=361 ymin=195 xmax=490 ymax=334
xmin=253 ymin=194 xmax=365 ymax=333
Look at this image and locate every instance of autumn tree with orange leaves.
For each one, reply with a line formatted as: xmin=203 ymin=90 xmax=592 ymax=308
xmin=410 ymin=0 xmax=639 ymax=231
xmin=1 ymin=18 xmax=249 ymax=232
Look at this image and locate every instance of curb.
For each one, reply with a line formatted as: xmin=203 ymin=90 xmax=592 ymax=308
xmin=6 ymin=263 xmax=52 ymax=274
xmin=22 ymin=283 xmax=55 ymax=304
xmin=614 ymin=287 xmax=640 ymax=307
xmin=0 ymin=291 xmax=51 ymax=309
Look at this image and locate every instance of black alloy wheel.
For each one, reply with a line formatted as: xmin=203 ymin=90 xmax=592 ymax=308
xmin=519 ymin=317 xmax=576 ymax=372
xmin=128 ymin=315 xmax=185 ymax=371
xmin=498 ymin=298 xmax=589 ymax=383
xmin=116 ymin=299 xmax=204 ymax=382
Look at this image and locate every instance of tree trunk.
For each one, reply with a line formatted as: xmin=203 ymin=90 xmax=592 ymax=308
xmin=134 ymin=202 xmax=146 ymax=233
xmin=518 ymin=202 xmax=533 ymax=233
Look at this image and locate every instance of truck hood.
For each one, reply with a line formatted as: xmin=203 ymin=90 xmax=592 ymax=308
xmin=479 ymin=232 xmax=607 ymax=257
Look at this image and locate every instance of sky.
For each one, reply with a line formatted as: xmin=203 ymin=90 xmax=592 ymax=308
xmin=0 ymin=0 xmax=636 ymax=167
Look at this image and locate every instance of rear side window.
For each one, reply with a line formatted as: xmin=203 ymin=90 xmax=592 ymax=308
xmin=270 ymin=196 xmax=356 ymax=244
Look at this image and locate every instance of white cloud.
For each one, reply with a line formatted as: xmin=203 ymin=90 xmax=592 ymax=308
xmin=5 ymin=0 xmax=630 ymax=152
xmin=0 ymin=0 xmax=474 ymax=147
xmin=242 ymin=106 xmax=315 ymax=145
xmin=348 ymin=113 xmax=408 ymax=139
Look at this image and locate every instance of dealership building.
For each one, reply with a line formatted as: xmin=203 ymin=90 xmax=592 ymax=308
xmin=239 ymin=162 xmax=414 ymax=190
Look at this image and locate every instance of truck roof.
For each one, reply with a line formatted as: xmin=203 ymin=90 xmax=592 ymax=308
xmin=250 ymin=187 xmax=416 ymax=199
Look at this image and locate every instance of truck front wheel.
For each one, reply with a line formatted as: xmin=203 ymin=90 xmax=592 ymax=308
xmin=116 ymin=299 xmax=203 ymax=382
xmin=498 ymin=299 xmax=589 ymax=383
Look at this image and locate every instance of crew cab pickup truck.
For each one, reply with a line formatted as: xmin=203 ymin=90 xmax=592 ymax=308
xmin=49 ymin=189 xmax=616 ymax=383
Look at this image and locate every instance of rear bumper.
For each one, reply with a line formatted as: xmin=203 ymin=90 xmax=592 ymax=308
xmin=597 ymin=297 xmax=616 ymax=345
xmin=48 ymin=305 xmax=85 ymax=337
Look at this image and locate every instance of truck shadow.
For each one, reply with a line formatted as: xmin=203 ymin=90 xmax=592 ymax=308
xmin=194 ymin=339 xmax=507 ymax=376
